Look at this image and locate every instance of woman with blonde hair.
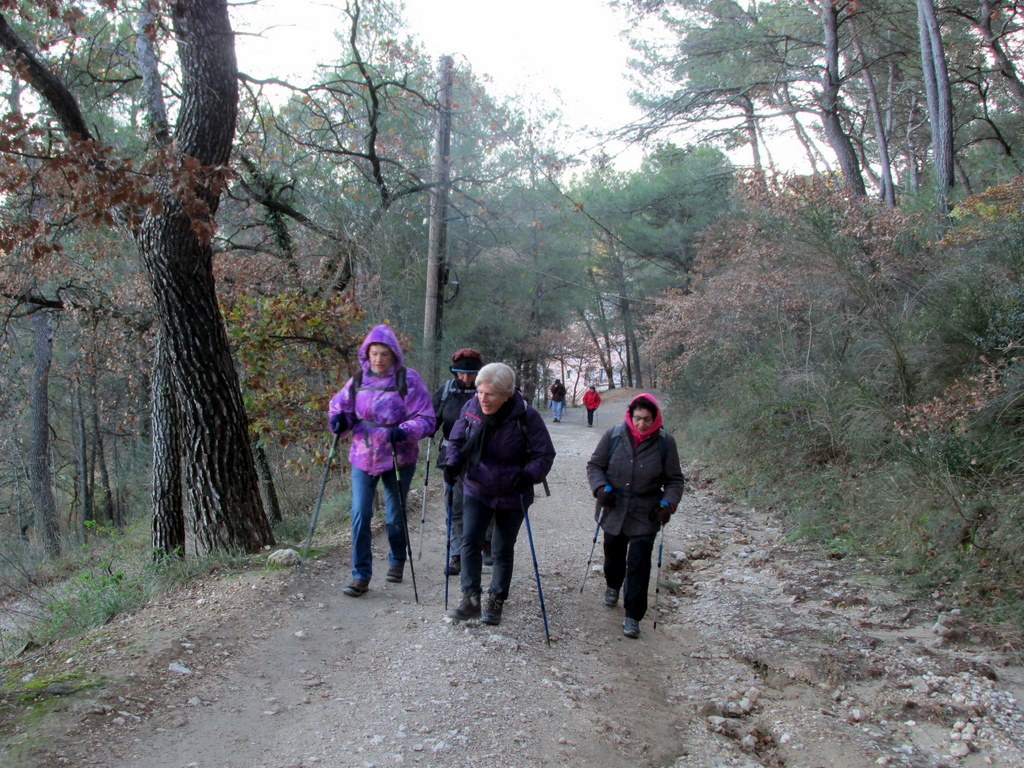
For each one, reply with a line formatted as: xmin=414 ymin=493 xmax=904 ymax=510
xmin=443 ymin=363 xmax=555 ymax=625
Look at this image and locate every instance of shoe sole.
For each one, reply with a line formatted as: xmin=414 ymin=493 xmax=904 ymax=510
xmin=343 ymin=584 xmax=368 ymax=597
xmin=481 ymin=616 xmax=501 ymax=625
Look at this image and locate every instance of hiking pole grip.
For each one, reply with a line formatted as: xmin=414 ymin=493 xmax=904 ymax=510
xmin=302 ymin=431 xmax=341 ymax=564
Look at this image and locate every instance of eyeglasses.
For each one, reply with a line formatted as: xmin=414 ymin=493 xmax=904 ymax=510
xmin=632 ymin=414 xmax=654 ymax=424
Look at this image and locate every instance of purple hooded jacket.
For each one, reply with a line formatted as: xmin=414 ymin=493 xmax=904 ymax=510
xmin=327 ymin=324 xmax=435 ymax=475
xmin=446 ymin=391 xmax=555 ymax=509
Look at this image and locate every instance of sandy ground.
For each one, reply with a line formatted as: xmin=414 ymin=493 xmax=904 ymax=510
xmin=4 ymin=388 xmax=1024 ymax=768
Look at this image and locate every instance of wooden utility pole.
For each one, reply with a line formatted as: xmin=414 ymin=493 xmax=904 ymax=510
xmin=423 ymin=55 xmax=454 ymax=385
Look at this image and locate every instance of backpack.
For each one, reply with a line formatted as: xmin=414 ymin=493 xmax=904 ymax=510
xmin=352 ymin=366 xmax=407 ymax=398
xmin=609 ymin=422 xmax=669 ymax=465
xmin=437 ymin=376 xmax=469 ymax=410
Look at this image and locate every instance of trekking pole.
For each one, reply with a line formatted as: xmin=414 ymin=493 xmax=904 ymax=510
xmin=301 ymin=431 xmax=341 ymax=568
xmin=579 ymin=506 xmax=604 ymax=593
xmin=418 ymin=438 xmax=432 ymax=559
xmin=444 ymin=483 xmax=454 ymax=610
xmin=652 ymin=523 xmax=666 ymax=630
xmin=520 ymin=494 xmax=551 ymax=646
xmin=391 ymin=448 xmax=419 ymax=603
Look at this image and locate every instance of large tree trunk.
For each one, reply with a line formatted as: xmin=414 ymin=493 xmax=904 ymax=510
xmin=29 ymin=310 xmax=61 ymax=557
xmin=134 ymin=0 xmax=272 ymax=554
xmin=817 ymin=0 xmax=867 ymax=196
xmin=0 ymin=2 xmax=274 ymax=556
xmin=151 ymin=330 xmax=185 ymax=558
xmin=917 ymin=0 xmax=955 ymax=213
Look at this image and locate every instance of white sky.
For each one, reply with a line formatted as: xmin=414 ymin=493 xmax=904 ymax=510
xmin=232 ymin=0 xmax=643 ymax=165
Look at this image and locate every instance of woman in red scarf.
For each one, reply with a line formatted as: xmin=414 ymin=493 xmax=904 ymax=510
xmin=585 ymin=393 xmax=685 ymax=638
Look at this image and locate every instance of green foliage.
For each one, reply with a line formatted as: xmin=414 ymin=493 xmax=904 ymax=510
xmin=655 ymin=177 xmax=1024 ymax=626
xmin=223 ymin=290 xmax=366 ymax=452
xmin=26 ymin=567 xmax=148 ymax=647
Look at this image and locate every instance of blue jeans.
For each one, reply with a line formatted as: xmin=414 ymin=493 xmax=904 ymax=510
xmin=551 ymin=400 xmax=564 ymax=421
xmin=603 ymin=531 xmax=656 ymax=621
xmin=445 ymin=476 xmax=465 ymax=556
xmin=460 ymin=495 xmax=526 ymax=600
xmin=350 ymin=464 xmax=415 ymax=581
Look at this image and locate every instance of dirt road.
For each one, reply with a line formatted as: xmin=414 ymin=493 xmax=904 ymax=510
xmin=10 ymin=389 xmax=1024 ymax=767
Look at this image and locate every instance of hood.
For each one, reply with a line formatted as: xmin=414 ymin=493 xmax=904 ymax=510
xmin=358 ymin=324 xmax=405 ymax=368
xmin=625 ymin=392 xmax=664 ymax=442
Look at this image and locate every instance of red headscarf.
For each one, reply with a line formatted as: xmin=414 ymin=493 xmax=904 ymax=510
xmin=624 ymin=392 xmax=664 ymax=446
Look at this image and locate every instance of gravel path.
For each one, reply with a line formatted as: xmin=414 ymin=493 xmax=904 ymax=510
xmin=10 ymin=390 xmax=1024 ymax=768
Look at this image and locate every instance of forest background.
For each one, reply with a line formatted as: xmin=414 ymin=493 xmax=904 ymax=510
xmin=0 ymin=0 xmax=1022 ymax=657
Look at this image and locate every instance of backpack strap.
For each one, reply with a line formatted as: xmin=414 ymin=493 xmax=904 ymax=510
xmin=610 ymin=422 xmax=668 ymax=464
xmin=352 ymin=366 xmax=407 ymax=398
xmin=438 ymin=377 xmax=458 ymax=408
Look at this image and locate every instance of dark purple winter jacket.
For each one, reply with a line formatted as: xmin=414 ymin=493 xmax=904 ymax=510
xmin=446 ymin=391 xmax=555 ymax=509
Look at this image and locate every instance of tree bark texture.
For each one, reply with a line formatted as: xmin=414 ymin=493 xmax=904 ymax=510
xmin=817 ymin=0 xmax=867 ymax=196
xmin=917 ymin=0 xmax=955 ymax=212
xmin=134 ymin=0 xmax=273 ymax=554
xmin=29 ymin=310 xmax=61 ymax=557
xmin=253 ymin=440 xmax=283 ymax=524
xmin=151 ymin=330 xmax=185 ymax=558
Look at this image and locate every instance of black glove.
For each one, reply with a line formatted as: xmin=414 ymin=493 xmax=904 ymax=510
xmin=658 ymin=500 xmax=674 ymax=525
xmin=511 ymin=471 xmax=532 ymax=492
xmin=329 ymin=412 xmax=350 ymax=434
xmin=388 ymin=427 xmax=407 ymax=445
xmin=595 ymin=484 xmax=614 ymax=508
xmin=443 ymin=465 xmax=460 ymax=486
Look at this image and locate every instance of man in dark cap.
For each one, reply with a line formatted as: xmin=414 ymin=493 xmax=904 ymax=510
xmin=432 ymin=348 xmax=487 ymax=575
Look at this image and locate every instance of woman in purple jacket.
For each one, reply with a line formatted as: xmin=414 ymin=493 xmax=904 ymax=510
xmin=443 ymin=363 xmax=556 ymax=625
xmin=328 ymin=324 xmax=435 ymax=597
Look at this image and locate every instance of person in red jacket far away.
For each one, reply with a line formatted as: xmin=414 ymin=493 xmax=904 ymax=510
xmin=582 ymin=385 xmax=601 ymax=427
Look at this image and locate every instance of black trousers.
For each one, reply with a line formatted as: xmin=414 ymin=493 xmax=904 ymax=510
xmin=603 ymin=531 xmax=656 ymax=621
xmin=586 ymin=408 xmax=596 ymax=426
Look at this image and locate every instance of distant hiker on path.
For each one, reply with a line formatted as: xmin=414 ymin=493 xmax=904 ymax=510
xmin=431 ymin=347 xmax=486 ymax=576
xmin=550 ymin=379 xmax=567 ymax=422
xmin=327 ymin=324 xmax=435 ymax=598
xmin=444 ymin=363 xmax=556 ymax=626
xmin=582 ymin=385 xmax=601 ymax=427
xmin=586 ymin=393 xmax=685 ymax=638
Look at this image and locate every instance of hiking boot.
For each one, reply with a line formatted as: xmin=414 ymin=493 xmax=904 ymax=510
xmin=481 ymin=594 xmax=505 ymax=626
xmin=343 ymin=579 xmax=369 ymax=597
xmin=445 ymin=555 xmax=461 ymax=576
xmin=447 ymin=591 xmax=481 ymax=621
xmin=603 ymin=587 xmax=620 ymax=607
xmin=622 ymin=617 xmax=640 ymax=639
xmin=385 ymin=563 xmax=404 ymax=583
xmin=482 ymin=541 xmax=494 ymax=567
